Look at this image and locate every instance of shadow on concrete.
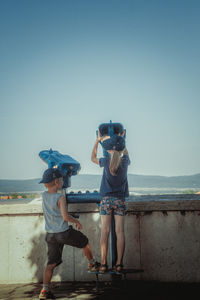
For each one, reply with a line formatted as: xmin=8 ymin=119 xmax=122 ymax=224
xmin=27 ymin=217 xmax=74 ymax=284
xmin=27 ymin=217 xmax=46 ymax=283
xmin=1 ymin=280 xmax=200 ymax=299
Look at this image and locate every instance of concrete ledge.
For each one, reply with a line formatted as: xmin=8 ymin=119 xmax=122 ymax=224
xmin=1 ymin=194 xmax=200 ymax=284
xmin=1 ymin=194 xmax=200 ymax=215
xmin=127 ymin=200 xmax=200 ymax=212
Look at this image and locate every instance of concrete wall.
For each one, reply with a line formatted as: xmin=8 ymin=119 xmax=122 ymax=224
xmin=0 ymin=194 xmax=200 ymax=284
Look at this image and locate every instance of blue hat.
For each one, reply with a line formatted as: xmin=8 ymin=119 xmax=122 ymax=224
xmin=102 ymin=135 xmax=125 ymax=151
xmin=39 ymin=168 xmax=62 ymax=184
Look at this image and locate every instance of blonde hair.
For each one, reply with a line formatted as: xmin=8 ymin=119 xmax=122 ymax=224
xmin=109 ymin=150 xmax=123 ymax=176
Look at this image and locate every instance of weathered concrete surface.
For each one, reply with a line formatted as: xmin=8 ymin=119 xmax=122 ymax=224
xmin=1 ymin=194 xmax=200 ymax=284
xmin=140 ymin=211 xmax=200 ymax=282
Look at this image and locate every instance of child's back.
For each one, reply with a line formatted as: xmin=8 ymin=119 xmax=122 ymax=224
xmin=42 ymin=191 xmax=69 ymax=233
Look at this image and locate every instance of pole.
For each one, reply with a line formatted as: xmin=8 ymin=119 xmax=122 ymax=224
xmin=110 ymin=211 xmax=117 ymax=268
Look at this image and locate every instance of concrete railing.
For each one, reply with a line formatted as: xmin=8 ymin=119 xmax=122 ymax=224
xmin=0 ymin=194 xmax=200 ymax=284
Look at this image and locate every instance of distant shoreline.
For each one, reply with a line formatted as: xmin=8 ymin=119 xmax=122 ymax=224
xmin=0 ymin=187 xmax=200 ymax=202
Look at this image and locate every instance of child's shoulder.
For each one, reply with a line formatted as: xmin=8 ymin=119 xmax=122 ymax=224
xmin=42 ymin=191 xmax=61 ymax=199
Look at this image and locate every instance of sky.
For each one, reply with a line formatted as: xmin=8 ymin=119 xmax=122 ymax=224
xmin=0 ymin=0 xmax=200 ymax=179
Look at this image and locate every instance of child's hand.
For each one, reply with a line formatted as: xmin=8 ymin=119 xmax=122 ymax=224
xmin=120 ymin=130 xmax=125 ymax=137
xmin=75 ymin=220 xmax=82 ymax=230
xmin=97 ymin=130 xmax=110 ymax=142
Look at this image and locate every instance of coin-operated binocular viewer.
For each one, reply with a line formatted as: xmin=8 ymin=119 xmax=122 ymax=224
xmin=39 ymin=148 xmax=101 ymax=202
xmin=97 ymin=120 xmax=126 ymax=157
xmin=39 ymin=148 xmax=81 ymax=189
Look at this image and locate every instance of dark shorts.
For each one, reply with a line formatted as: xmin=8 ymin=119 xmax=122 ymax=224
xmin=100 ymin=196 xmax=126 ymax=216
xmin=45 ymin=225 xmax=88 ymax=266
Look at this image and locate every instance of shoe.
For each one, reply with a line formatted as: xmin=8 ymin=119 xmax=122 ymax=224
xmin=113 ymin=264 xmax=123 ymax=274
xmin=39 ymin=289 xmax=56 ymax=299
xmin=99 ymin=263 xmax=108 ymax=273
xmin=88 ymin=261 xmax=101 ymax=272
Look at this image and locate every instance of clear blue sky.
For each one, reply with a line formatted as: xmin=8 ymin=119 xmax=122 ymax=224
xmin=0 ymin=0 xmax=200 ymax=179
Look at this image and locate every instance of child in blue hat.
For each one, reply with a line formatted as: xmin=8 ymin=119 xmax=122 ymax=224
xmin=38 ymin=168 xmax=100 ymax=299
xmin=91 ymin=131 xmax=130 ymax=274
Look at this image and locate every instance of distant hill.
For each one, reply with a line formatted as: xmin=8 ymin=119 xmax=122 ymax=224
xmin=0 ymin=173 xmax=200 ymax=193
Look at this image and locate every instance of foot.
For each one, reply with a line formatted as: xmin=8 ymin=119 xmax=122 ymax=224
xmin=114 ymin=264 xmax=123 ymax=274
xmin=99 ymin=264 xmax=108 ymax=273
xmin=39 ymin=289 xmax=56 ymax=299
xmin=88 ymin=261 xmax=101 ymax=272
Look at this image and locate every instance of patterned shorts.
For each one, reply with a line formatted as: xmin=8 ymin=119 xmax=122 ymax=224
xmin=100 ymin=196 xmax=126 ymax=216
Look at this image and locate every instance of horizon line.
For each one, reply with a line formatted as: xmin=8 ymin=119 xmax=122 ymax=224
xmin=0 ymin=172 xmax=200 ymax=181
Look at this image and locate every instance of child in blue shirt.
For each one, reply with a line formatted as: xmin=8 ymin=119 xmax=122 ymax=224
xmin=91 ymin=132 xmax=130 ymax=274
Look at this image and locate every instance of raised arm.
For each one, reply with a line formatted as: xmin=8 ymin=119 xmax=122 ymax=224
xmin=123 ymin=148 xmax=131 ymax=166
xmin=91 ymin=131 xmax=102 ymax=165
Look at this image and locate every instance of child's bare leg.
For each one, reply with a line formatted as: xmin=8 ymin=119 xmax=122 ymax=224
xmin=82 ymin=243 xmax=93 ymax=261
xmin=100 ymin=215 xmax=111 ymax=264
xmin=43 ymin=263 xmax=57 ymax=284
xmin=114 ymin=215 xmax=125 ymax=266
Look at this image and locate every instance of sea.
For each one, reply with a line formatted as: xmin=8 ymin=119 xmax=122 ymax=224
xmin=0 ymin=187 xmax=199 ymax=205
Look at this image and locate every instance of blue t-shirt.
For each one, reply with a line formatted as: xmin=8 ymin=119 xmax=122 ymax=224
xmin=99 ymin=154 xmax=130 ymax=198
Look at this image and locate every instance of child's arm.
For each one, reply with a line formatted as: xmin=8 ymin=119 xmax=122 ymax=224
xmin=123 ymin=148 xmax=131 ymax=165
xmin=123 ymin=148 xmax=129 ymax=156
xmin=58 ymin=195 xmax=82 ymax=230
xmin=91 ymin=131 xmax=102 ymax=165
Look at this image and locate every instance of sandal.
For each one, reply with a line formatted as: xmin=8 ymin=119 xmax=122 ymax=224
xmin=114 ymin=264 xmax=123 ymax=274
xmin=88 ymin=261 xmax=101 ymax=272
xmin=99 ymin=264 xmax=108 ymax=273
